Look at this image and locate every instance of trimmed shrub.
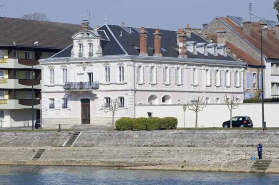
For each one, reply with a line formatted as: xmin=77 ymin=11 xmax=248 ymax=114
xmin=160 ymin=117 xmax=178 ymax=130
xmin=146 ymin=117 xmax=161 ymax=130
xmin=133 ymin=117 xmax=147 ymax=131
xmin=115 ymin=117 xmax=134 ymax=131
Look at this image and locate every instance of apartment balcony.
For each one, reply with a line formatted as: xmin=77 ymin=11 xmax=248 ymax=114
xmin=0 ymin=99 xmax=40 ymax=109
xmin=63 ymin=82 xmax=99 ymax=91
xmin=0 ymin=59 xmax=40 ymax=69
xmin=0 ymin=79 xmax=41 ymax=89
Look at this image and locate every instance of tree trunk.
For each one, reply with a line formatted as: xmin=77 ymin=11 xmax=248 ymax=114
xmin=112 ymin=111 xmax=115 ymax=128
xmin=195 ymin=111 xmax=198 ymax=128
xmin=230 ymin=107 xmax=233 ymax=129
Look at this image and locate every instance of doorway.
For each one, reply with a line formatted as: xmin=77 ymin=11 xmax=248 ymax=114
xmin=81 ymin=99 xmax=90 ymax=124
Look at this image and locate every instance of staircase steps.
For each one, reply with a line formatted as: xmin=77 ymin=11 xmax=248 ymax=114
xmin=32 ymin=149 xmax=46 ymax=160
xmin=251 ymin=159 xmax=272 ymax=172
xmin=63 ymin=132 xmax=81 ymax=147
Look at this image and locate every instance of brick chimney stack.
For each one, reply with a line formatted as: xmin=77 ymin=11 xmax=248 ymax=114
xmin=185 ymin=24 xmax=191 ymax=37
xmin=178 ymin=29 xmax=187 ymax=58
xmin=140 ymin=27 xmax=148 ymax=56
xmin=217 ymin=29 xmax=227 ymax=44
xmin=274 ymin=25 xmax=279 ymax=39
xmin=153 ymin=29 xmax=162 ymax=57
xmin=261 ymin=23 xmax=268 ymax=38
xmin=122 ymin=22 xmax=125 ymax=26
xmin=82 ymin=20 xmax=89 ymax=30
xmin=243 ymin=22 xmax=251 ymax=37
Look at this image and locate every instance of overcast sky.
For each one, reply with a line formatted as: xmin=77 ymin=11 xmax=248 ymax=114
xmin=0 ymin=0 xmax=277 ymax=30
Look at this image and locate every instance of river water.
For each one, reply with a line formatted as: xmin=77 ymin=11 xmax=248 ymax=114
xmin=0 ymin=166 xmax=279 ymax=185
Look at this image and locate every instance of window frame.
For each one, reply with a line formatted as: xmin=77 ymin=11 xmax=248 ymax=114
xmin=118 ymin=97 xmax=125 ymax=107
xmin=62 ymin=68 xmax=67 ymax=84
xmin=62 ymin=98 xmax=68 ymax=109
xmin=50 ymin=68 xmax=54 ymax=85
xmin=105 ymin=66 xmax=110 ymax=83
xmin=25 ymin=71 xmax=32 ymax=80
xmin=104 ymin=97 xmax=111 ymax=107
xmin=24 ymin=51 xmax=32 ymax=59
xmin=119 ymin=66 xmax=124 ymax=82
xmin=49 ymin=98 xmax=55 ymax=109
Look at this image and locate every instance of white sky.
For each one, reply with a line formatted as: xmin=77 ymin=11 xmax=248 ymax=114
xmin=0 ymin=0 xmax=277 ymax=30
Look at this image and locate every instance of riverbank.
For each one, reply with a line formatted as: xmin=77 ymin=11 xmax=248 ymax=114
xmin=1 ymin=130 xmax=279 ymax=173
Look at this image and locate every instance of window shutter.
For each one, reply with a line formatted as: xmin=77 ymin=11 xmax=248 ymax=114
xmin=163 ymin=68 xmax=166 ymax=83
xmin=175 ymin=68 xmax=178 ymax=85
xmin=149 ymin=67 xmax=152 ymax=83
xmin=142 ymin=67 xmax=145 ymax=84
xmin=124 ymin=97 xmax=128 ymax=108
xmin=246 ymin=72 xmax=250 ymax=88
xmin=259 ymin=73 xmax=262 ymax=89
xmin=181 ymin=68 xmax=184 ymax=85
xmin=155 ymin=67 xmax=157 ymax=83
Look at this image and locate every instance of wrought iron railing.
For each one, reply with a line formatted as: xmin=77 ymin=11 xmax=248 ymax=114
xmin=63 ymin=82 xmax=99 ymax=91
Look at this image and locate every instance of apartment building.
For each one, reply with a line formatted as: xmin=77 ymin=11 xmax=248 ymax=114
xmin=0 ymin=17 xmax=81 ymax=127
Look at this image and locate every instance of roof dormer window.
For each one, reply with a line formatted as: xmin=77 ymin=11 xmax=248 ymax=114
xmin=78 ymin=44 xmax=83 ymax=57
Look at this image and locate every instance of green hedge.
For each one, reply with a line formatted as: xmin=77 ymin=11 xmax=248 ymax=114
xmin=115 ymin=117 xmax=177 ymax=131
xmin=115 ymin=117 xmax=134 ymax=131
xmin=244 ymin=98 xmax=279 ymax=103
xmin=159 ymin=117 xmax=178 ymax=130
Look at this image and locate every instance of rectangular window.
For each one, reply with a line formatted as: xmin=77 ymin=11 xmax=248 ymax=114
xmin=271 ymin=63 xmax=279 ymax=75
xmin=88 ymin=73 xmax=93 ymax=84
xmin=0 ymin=71 xmax=4 ymax=79
xmin=0 ymin=50 xmax=4 ymax=58
xmin=24 ymin=51 xmax=32 ymax=59
xmin=235 ymin=71 xmax=240 ymax=87
xmin=0 ymin=91 xmax=4 ymax=99
xmin=62 ymin=69 xmax=67 ymax=83
xmin=150 ymin=66 xmax=156 ymax=84
xmin=137 ymin=66 xmax=143 ymax=84
xmin=175 ymin=67 xmax=182 ymax=85
xmin=13 ymin=50 xmax=18 ymax=59
xmin=104 ymin=97 xmax=111 ymax=107
xmin=78 ymin=44 xmax=83 ymax=57
xmin=25 ymin=92 xmax=32 ymax=99
xmin=118 ymin=97 xmax=124 ymax=107
xmin=0 ymin=110 xmax=4 ymax=120
xmin=206 ymin=69 xmax=211 ymax=86
xmin=163 ymin=67 xmax=170 ymax=84
xmin=252 ymin=73 xmax=257 ymax=88
xmin=226 ymin=70 xmax=231 ymax=87
xmin=25 ymin=71 xmax=32 ymax=80
xmin=119 ymin=66 xmax=124 ymax=82
xmin=271 ymin=83 xmax=279 ymax=95
xmin=215 ymin=70 xmax=221 ymax=86
xmin=105 ymin=66 xmax=110 ymax=83
xmin=62 ymin=98 xmax=68 ymax=109
xmin=50 ymin=69 xmax=54 ymax=84
xmin=49 ymin=98 xmax=55 ymax=109
xmin=88 ymin=43 xmax=93 ymax=57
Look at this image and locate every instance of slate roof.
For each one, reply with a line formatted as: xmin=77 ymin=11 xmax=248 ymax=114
xmin=0 ymin=17 xmax=82 ymax=49
xmin=219 ymin=16 xmax=279 ymax=59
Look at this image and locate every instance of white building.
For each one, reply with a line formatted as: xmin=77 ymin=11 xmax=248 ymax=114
xmin=39 ymin=21 xmax=246 ymax=127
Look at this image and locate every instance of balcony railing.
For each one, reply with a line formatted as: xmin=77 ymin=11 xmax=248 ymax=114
xmin=18 ymin=99 xmax=40 ymax=106
xmin=63 ymin=82 xmax=99 ymax=91
xmin=18 ymin=59 xmax=39 ymax=66
xmin=18 ymin=79 xmax=40 ymax=86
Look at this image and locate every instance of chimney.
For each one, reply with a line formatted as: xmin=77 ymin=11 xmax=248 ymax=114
xmin=122 ymin=22 xmax=125 ymax=26
xmin=202 ymin=24 xmax=208 ymax=29
xmin=274 ymin=25 xmax=279 ymax=39
xmin=178 ymin=29 xmax=187 ymax=58
xmin=82 ymin=20 xmax=89 ymax=30
xmin=139 ymin=27 xmax=148 ymax=56
xmin=185 ymin=24 xmax=191 ymax=37
xmin=153 ymin=29 xmax=162 ymax=57
xmin=261 ymin=23 xmax=268 ymax=38
xmin=176 ymin=29 xmax=181 ymax=45
xmin=217 ymin=29 xmax=227 ymax=44
xmin=243 ymin=22 xmax=251 ymax=37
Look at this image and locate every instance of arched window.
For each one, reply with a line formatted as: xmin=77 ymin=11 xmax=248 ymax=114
xmin=88 ymin=43 xmax=93 ymax=57
xmin=118 ymin=97 xmax=124 ymax=107
xmin=162 ymin=95 xmax=172 ymax=104
xmin=78 ymin=44 xmax=83 ymax=57
xmin=148 ymin=95 xmax=158 ymax=105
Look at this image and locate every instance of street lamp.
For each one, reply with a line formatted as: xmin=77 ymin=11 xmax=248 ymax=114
xmin=260 ymin=25 xmax=267 ymax=131
xmin=32 ymin=41 xmax=39 ymax=130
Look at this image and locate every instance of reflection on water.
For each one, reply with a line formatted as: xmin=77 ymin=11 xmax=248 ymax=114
xmin=0 ymin=165 xmax=278 ymax=185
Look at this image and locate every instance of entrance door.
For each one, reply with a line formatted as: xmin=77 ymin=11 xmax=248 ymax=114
xmin=81 ymin=99 xmax=90 ymax=124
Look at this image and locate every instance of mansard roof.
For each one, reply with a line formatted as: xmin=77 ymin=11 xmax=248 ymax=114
xmin=52 ymin=24 xmax=235 ymax=61
xmin=0 ymin=17 xmax=82 ymax=49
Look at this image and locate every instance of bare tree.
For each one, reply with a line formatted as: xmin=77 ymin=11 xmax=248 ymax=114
xmin=102 ymin=98 xmax=120 ymax=128
xmin=224 ymin=94 xmax=241 ymax=128
xmin=21 ymin=13 xmax=49 ymax=21
xmin=187 ymin=96 xmax=207 ymax=128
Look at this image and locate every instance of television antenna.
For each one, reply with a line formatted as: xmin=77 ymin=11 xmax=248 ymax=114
xmin=249 ymin=2 xmax=253 ymax=22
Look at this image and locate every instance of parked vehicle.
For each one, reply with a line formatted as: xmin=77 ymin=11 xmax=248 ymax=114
xmin=35 ymin=119 xmax=41 ymax=129
xmin=222 ymin=116 xmax=253 ymax=128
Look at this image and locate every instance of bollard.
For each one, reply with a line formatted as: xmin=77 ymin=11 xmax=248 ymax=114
xmin=58 ymin=124 xmax=61 ymax=132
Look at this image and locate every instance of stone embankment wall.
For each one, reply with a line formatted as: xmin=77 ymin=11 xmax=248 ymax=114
xmin=0 ymin=130 xmax=278 ymax=147
xmin=1 ymin=130 xmax=279 ymax=173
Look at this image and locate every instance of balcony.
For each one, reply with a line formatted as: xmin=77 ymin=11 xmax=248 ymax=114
xmin=0 ymin=59 xmax=40 ymax=69
xmin=63 ymin=82 xmax=99 ymax=91
xmin=0 ymin=79 xmax=41 ymax=89
xmin=18 ymin=79 xmax=40 ymax=86
xmin=0 ymin=99 xmax=40 ymax=109
xmin=18 ymin=59 xmax=39 ymax=66
xmin=18 ymin=99 xmax=40 ymax=106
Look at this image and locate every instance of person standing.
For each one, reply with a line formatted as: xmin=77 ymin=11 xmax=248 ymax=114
xmin=257 ymin=142 xmax=263 ymax=159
